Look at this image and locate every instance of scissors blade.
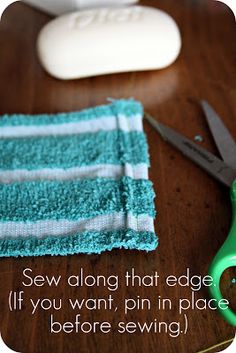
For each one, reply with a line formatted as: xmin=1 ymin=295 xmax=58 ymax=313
xmin=201 ymin=100 xmax=236 ymax=169
xmin=145 ymin=113 xmax=236 ymax=187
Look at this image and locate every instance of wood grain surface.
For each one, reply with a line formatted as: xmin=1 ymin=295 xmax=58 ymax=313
xmin=0 ymin=1 xmax=235 ymax=352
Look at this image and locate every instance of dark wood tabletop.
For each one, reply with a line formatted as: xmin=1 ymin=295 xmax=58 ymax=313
xmin=0 ymin=1 xmax=235 ymax=352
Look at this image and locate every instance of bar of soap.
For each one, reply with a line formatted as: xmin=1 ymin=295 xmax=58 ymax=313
xmin=37 ymin=6 xmax=181 ymax=80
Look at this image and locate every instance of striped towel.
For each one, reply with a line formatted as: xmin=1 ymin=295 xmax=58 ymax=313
xmin=0 ymin=99 xmax=157 ymax=257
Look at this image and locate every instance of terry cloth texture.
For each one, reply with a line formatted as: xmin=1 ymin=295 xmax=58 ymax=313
xmin=0 ymin=99 xmax=157 ymax=257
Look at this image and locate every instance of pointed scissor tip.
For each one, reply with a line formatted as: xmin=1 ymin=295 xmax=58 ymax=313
xmin=200 ymin=99 xmax=209 ymax=108
xmin=144 ymin=112 xmax=167 ymax=140
xmin=200 ymin=100 xmax=215 ymax=117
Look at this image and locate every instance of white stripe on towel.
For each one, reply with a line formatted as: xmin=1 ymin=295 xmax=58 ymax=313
xmin=0 ymin=213 xmax=154 ymax=238
xmin=0 ymin=163 xmax=148 ymax=184
xmin=0 ymin=114 xmax=142 ymax=138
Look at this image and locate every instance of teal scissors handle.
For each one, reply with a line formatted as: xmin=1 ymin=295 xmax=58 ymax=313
xmin=208 ymin=180 xmax=236 ymax=326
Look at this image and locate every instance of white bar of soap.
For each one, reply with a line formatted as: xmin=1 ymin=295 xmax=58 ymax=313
xmin=37 ymin=6 xmax=181 ymax=80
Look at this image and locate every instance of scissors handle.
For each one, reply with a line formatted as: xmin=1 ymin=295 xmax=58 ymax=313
xmin=208 ymin=180 xmax=236 ymax=326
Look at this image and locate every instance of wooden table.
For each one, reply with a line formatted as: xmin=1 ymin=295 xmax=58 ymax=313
xmin=0 ymin=1 xmax=235 ymax=352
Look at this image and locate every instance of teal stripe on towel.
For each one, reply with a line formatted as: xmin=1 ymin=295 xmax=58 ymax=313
xmin=0 ymin=99 xmax=143 ymax=127
xmin=0 ymin=130 xmax=148 ymax=170
xmin=0 ymin=229 xmax=158 ymax=257
xmin=0 ymin=177 xmax=155 ymax=221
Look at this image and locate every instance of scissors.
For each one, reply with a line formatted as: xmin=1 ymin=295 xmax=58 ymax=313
xmin=145 ymin=100 xmax=236 ymax=326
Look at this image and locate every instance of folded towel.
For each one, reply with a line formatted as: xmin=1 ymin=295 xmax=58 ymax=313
xmin=0 ymin=99 xmax=157 ymax=257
